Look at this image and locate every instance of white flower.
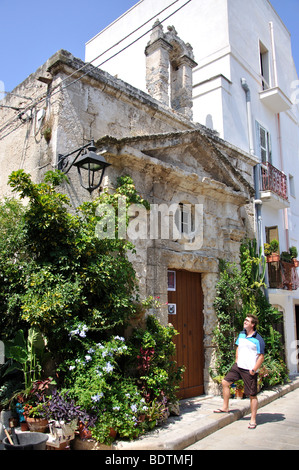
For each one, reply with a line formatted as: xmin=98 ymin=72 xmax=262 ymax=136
xmin=91 ymin=392 xmax=104 ymax=402
xmin=114 ymin=336 xmax=125 ymax=342
xmin=69 ymin=324 xmax=88 ymax=339
xmin=104 ymin=362 xmax=114 ymax=373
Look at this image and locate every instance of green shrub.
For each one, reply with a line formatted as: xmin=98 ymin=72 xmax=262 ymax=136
xmin=212 ymin=239 xmax=288 ymax=387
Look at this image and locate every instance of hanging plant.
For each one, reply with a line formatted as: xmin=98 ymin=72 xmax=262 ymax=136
xmin=42 ymin=117 xmax=53 ymax=143
xmin=42 ymin=125 xmax=52 ymax=143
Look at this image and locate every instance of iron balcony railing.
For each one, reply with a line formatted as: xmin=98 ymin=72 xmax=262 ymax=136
xmin=267 ymin=260 xmax=299 ymax=291
xmin=261 ymin=162 xmax=288 ymax=201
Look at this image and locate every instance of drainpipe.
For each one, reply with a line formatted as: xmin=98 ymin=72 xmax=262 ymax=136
xmin=269 ymin=22 xmax=278 ymax=88
xmin=241 ymin=78 xmax=269 ymax=300
xmin=276 ymin=112 xmax=290 ymax=251
xmin=241 ymin=78 xmax=255 ymax=156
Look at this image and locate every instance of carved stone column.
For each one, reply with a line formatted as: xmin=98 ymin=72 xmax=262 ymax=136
xmin=145 ymin=21 xmax=172 ymax=106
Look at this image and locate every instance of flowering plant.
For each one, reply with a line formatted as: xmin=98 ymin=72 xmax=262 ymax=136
xmin=18 ymin=378 xmax=54 ymax=419
xmin=130 ymin=315 xmax=184 ymax=403
xmin=23 ymin=402 xmax=45 ymax=419
xmin=63 ymin=335 xmax=129 ymax=410
xmin=141 ymin=296 xmax=162 ymax=310
xmin=58 ymin=317 xmax=183 ymax=444
xmin=40 ymin=389 xmax=93 ymax=425
xmin=61 ymin=330 xmax=179 ymax=444
xmin=89 ymin=378 xmax=149 ymax=443
xmin=62 ymin=335 xmax=149 ymax=443
xmin=258 ymin=355 xmax=289 ymax=389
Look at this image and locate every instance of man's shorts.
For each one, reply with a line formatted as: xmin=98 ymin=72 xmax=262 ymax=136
xmin=224 ymin=363 xmax=258 ymax=396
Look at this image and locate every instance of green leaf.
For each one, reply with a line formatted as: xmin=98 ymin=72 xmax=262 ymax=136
xmin=2 ymin=362 xmax=24 ymax=377
xmin=28 ymin=327 xmax=45 ymax=351
xmin=4 ymin=345 xmax=28 ymax=364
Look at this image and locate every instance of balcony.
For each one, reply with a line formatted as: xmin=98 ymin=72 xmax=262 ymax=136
xmin=259 ymin=86 xmax=292 ymax=114
xmin=259 ymin=75 xmax=292 ymax=114
xmin=260 ymin=162 xmax=290 ymax=209
xmin=268 ymin=260 xmax=299 ymax=291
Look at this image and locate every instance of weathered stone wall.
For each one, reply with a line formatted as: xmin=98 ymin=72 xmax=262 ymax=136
xmin=0 ymin=65 xmax=53 ymax=195
xmin=0 ymin=50 xmax=196 ymax=198
xmin=97 ymin=135 xmax=252 ymax=393
xmin=145 ymin=22 xmax=197 ymax=119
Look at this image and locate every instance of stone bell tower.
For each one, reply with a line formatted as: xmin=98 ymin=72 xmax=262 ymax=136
xmin=145 ymin=20 xmax=197 ymax=120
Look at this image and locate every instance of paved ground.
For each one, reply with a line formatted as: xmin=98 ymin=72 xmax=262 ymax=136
xmin=1 ymin=376 xmax=298 ymax=451
xmin=186 ymin=386 xmax=299 ymax=450
xmin=106 ymin=375 xmax=299 ymax=450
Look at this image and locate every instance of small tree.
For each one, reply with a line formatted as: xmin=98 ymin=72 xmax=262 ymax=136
xmin=0 ymin=171 xmax=183 ymax=440
xmin=212 ymin=260 xmax=244 ymax=375
xmin=1 ymin=170 xmax=147 ymax=360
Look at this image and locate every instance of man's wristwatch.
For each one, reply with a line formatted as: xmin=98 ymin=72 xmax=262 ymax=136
xmin=251 ymin=369 xmax=255 ymax=374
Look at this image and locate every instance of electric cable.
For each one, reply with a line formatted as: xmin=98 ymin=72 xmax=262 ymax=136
xmin=56 ymin=0 xmax=182 ymax=91
xmin=0 ymin=0 xmax=182 ymax=134
xmin=59 ymin=0 xmax=193 ymax=95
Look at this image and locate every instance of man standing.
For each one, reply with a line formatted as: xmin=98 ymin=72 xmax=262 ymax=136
xmin=214 ymin=315 xmax=265 ymax=429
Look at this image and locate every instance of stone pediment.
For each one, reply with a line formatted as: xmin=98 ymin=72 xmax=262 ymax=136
xmin=95 ymin=129 xmax=254 ymax=201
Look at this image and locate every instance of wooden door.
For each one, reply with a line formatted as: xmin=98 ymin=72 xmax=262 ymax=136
xmin=167 ymin=269 xmax=204 ymax=399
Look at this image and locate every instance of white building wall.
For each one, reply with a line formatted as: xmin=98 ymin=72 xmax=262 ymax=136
xmin=269 ymin=291 xmax=298 ymax=374
xmin=86 ymin=0 xmax=299 ymax=150
xmin=85 ymin=0 xmax=230 ymax=101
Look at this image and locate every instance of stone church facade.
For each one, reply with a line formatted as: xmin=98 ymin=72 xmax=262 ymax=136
xmin=0 ymin=25 xmax=256 ymax=395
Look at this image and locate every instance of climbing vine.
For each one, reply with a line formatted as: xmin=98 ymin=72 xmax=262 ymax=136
xmin=212 ymin=239 xmax=289 ymax=387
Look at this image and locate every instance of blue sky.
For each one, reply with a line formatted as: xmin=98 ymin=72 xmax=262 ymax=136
xmin=0 ymin=0 xmax=298 ymax=94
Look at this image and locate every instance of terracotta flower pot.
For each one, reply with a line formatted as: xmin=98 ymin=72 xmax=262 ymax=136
xmin=20 ymin=421 xmax=29 ymax=431
xmin=78 ymin=421 xmax=92 ymax=439
xmin=267 ymin=254 xmax=280 ymax=263
xmin=235 ymin=389 xmax=244 ymax=399
xmin=109 ymin=428 xmax=117 ymax=439
xmin=26 ymin=417 xmax=49 ymax=433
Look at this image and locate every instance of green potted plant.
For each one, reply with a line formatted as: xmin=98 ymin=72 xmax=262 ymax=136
xmin=289 ymin=246 xmax=299 ymax=267
xmin=264 ymin=239 xmax=280 ymax=262
xmin=18 ymin=378 xmax=53 ymax=432
xmin=24 ymin=403 xmax=49 ymax=432
xmin=40 ymin=389 xmax=91 ymax=448
xmin=281 ymin=251 xmax=292 ymax=263
xmin=235 ymin=380 xmax=244 ymax=399
xmin=3 ymin=328 xmax=47 ymax=393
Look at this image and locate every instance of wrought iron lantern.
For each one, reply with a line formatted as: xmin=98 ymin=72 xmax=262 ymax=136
xmin=58 ymin=140 xmax=111 ymax=193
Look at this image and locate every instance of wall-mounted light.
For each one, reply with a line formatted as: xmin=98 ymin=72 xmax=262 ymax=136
xmin=58 ymin=140 xmax=111 ymax=193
